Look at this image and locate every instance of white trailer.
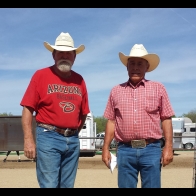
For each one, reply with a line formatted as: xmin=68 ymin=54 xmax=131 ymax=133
xmin=182 ymin=122 xmax=196 ymax=149
xmin=79 ymin=112 xmax=97 ymax=157
xmin=172 ymin=117 xmax=185 ymax=149
xmin=162 ymin=117 xmax=195 ymax=150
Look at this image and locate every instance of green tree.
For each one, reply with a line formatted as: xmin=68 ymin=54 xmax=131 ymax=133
xmin=181 ymin=109 xmax=196 ymax=123
xmin=0 ymin=112 xmax=13 ymax=116
xmin=94 ymin=116 xmax=107 ymax=134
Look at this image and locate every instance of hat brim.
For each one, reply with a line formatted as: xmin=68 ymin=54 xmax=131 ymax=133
xmin=43 ymin=42 xmax=85 ymax=54
xmin=119 ymin=52 xmax=160 ymax=72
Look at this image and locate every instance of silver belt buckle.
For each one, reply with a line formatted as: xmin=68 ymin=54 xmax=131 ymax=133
xmin=131 ymin=139 xmax=146 ymax=148
xmin=64 ymin=128 xmax=71 ymax=136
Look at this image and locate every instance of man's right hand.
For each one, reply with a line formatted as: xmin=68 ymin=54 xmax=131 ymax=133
xmin=102 ymin=148 xmax=111 ymax=169
xmin=24 ymin=138 xmax=36 ymax=159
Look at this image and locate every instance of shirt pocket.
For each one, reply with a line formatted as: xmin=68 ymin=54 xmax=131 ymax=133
xmin=145 ymin=95 xmax=159 ymax=114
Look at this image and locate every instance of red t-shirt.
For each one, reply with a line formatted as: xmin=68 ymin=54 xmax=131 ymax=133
xmin=20 ymin=66 xmax=90 ymax=129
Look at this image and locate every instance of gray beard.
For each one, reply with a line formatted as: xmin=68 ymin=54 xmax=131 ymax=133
xmin=57 ymin=60 xmax=73 ymax=72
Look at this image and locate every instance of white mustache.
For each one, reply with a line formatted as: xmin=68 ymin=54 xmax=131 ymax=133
xmin=57 ymin=59 xmax=72 ymax=65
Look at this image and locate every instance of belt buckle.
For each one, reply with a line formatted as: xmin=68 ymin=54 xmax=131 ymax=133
xmin=131 ymin=139 xmax=146 ymax=148
xmin=64 ymin=128 xmax=71 ymax=136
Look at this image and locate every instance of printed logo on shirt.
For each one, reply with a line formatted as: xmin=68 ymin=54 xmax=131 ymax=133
xmin=59 ymin=101 xmax=75 ymax=113
xmin=47 ymin=84 xmax=82 ymax=96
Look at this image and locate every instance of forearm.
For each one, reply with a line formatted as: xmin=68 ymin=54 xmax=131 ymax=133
xmin=162 ymin=118 xmax=173 ymax=148
xmin=161 ymin=117 xmax=174 ymax=166
xmin=21 ymin=106 xmax=34 ymax=140
xmin=102 ymin=120 xmax=115 ymax=150
xmin=22 ymin=106 xmax=36 ymax=159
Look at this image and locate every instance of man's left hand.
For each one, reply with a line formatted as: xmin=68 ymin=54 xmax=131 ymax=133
xmin=161 ymin=146 xmax=173 ymax=167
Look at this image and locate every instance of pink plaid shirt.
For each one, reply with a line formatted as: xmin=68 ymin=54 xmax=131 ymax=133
xmin=104 ymin=79 xmax=175 ymax=142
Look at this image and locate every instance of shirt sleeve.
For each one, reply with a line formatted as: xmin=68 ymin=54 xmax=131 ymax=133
xmin=81 ymin=79 xmax=90 ymax=115
xmin=104 ymin=88 xmax=115 ymax=120
xmin=159 ymin=84 xmax=175 ymax=119
xmin=20 ymin=71 xmax=40 ymax=111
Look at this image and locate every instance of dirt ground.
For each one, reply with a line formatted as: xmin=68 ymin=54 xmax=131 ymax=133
xmin=0 ymin=150 xmax=194 ymax=169
xmin=0 ymin=150 xmax=196 ymax=188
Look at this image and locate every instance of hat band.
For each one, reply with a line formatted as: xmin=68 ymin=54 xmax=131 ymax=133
xmin=56 ymin=45 xmax=74 ymax=48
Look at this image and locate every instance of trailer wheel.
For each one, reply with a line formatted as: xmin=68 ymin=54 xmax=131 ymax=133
xmin=184 ymin=143 xmax=193 ymax=150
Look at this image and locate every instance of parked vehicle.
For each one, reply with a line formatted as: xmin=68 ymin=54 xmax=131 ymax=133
xmin=172 ymin=117 xmax=185 ymax=149
xmin=95 ymin=132 xmax=105 ymax=149
xmin=182 ymin=123 xmax=196 ymax=149
xmin=159 ymin=118 xmax=185 ymax=151
xmin=95 ymin=132 xmax=117 ymax=149
xmin=161 ymin=117 xmax=196 ymax=151
xmin=79 ymin=112 xmax=97 ymax=157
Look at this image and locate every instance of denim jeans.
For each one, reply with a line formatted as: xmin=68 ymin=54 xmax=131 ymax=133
xmin=36 ymin=126 xmax=80 ymax=188
xmin=117 ymin=140 xmax=162 ymax=188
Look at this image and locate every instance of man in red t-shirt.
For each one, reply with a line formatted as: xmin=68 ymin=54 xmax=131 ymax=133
xmin=102 ymin=44 xmax=174 ymax=188
xmin=20 ymin=32 xmax=90 ymax=188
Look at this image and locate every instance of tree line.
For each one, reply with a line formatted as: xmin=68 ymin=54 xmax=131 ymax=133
xmin=1 ymin=108 xmax=196 ymax=134
xmin=0 ymin=112 xmax=13 ymax=116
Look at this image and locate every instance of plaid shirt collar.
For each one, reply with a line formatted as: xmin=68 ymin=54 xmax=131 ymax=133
xmin=125 ymin=78 xmax=147 ymax=88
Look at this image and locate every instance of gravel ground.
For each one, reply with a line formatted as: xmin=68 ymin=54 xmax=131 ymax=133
xmin=0 ymin=150 xmax=195 ymax=188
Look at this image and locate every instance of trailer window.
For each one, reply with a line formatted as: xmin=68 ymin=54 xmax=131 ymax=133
xmin=172 ymin=121 xmax=183 ymax=129
xmin=190 ymin=128 xmax=196 ymax=132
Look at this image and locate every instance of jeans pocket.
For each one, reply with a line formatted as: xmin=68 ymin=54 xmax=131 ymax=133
xmin=36 ymin=126 xmax=49 ymax=135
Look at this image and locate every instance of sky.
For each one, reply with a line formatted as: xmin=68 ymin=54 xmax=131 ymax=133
xmin=0 ymin=8 xmax=196 ymax=118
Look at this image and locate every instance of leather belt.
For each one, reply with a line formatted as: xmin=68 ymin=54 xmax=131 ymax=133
xmin=37 ymin=122 xmax=77 ymax=137
xmin=122 ymin=138 xmax=159 ymax=148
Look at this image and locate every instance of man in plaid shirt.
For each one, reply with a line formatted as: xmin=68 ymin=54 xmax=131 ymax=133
xmin=102 ymin=44 xmax=174 ymax=188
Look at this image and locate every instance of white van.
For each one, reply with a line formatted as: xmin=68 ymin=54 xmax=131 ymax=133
xmin=182 ymin=123 xmax=196 ymax=149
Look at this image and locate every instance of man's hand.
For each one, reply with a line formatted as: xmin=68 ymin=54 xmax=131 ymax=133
xmin=24 ymin=138 xmax=36 ymax=159
xmin=102 ymin=148 xmax=111 ymax=169
xmin=161 ymin=146 xmax=173 ymax=167
xmin=102 ymin=119 xmax=115 ymax=169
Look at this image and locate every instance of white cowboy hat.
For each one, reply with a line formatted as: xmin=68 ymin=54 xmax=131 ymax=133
xmin=119 ymin=44 xmax=160 ymax=72
xmin=43 ymin=32 xmax=85 ymax=54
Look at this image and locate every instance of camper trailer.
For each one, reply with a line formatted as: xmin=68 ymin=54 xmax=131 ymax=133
xmin=182 ymin=122 xmax=196 ymax=149
xmin=79 ymin=112 xmax=97 ymax=157
xmin=172 ymin=117 xmax=185 ymax=149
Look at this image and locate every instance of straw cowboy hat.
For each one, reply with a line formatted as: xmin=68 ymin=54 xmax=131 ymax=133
xmin=44 ymin=32 xmax=85 ymax=54
xmin=119 ymin=44 xmax=160 ymax=72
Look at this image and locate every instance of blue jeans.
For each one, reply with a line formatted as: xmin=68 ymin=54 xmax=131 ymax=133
xmin=36 ymin=126 xmax=80 ymax=188
xmin=117 ymin=140 xmax=162 ymax=188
